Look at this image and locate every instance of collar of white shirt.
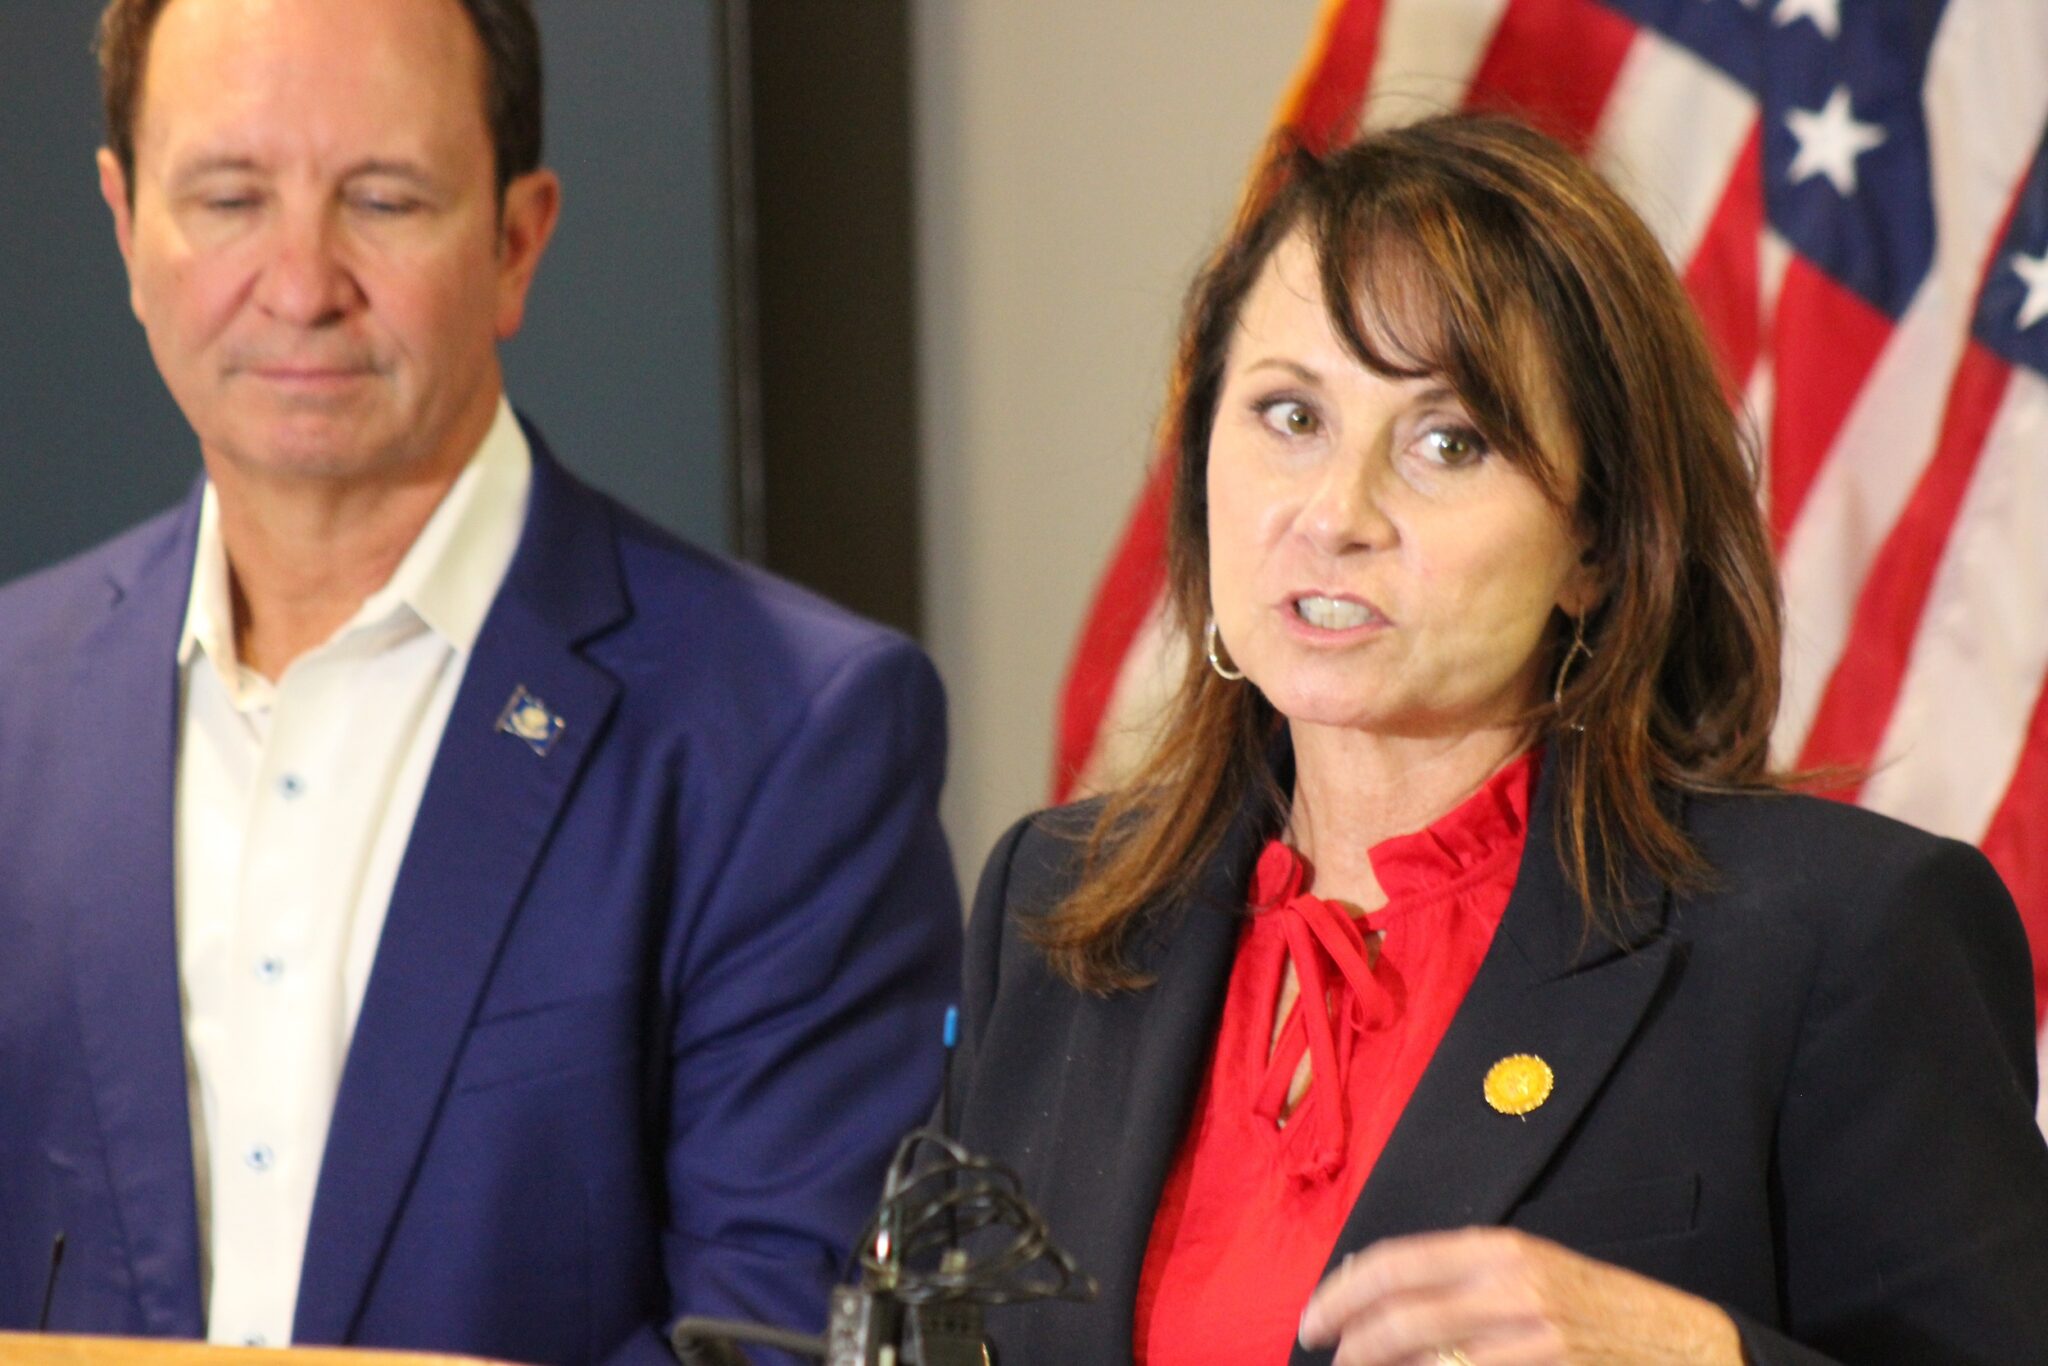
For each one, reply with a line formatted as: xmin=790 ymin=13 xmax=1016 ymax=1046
xmin=176 ymin=398 xmax=535 ymax=702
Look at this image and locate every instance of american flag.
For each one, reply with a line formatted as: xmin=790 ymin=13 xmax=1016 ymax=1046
xmin=1052 ymin=0 xmax=2048 ymax=1128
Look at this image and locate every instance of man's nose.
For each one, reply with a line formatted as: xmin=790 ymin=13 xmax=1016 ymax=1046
xmin=253 ymin=209 xmax=360 ymax=327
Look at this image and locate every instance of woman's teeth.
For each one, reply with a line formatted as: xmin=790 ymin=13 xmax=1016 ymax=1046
xmin=1295 ymin=595 xmax=1372 ymax=630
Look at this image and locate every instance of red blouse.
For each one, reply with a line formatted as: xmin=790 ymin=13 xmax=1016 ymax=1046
xmin=1132 ymin=750 xmax=1536 ymax=1365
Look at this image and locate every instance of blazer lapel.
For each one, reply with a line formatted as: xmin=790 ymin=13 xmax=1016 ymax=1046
xmin=1025 ymin=800 xmax=1276 ymax=1359
xmin=293 ymin=446 xmax=627 ymax=1344
xmin=1289 ymin=757 xmax=1679 ymax=1365
xmin=60 ymin=495 xmax=207 ymax=1336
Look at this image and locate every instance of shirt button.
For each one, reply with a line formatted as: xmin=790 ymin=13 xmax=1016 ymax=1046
xmin=241 ymin=1333 xmax=268 ymax=1348
xmin=255 ymin=956 xmax=286 ymax=984
xmin=245 ymin=1144 xmax=276 ymax=1173
xmin=277 ymin=773 xmax=306 ymax=799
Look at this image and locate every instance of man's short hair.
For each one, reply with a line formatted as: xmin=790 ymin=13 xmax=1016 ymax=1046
xmin=96 ymin=0 xmax=544 ymax=199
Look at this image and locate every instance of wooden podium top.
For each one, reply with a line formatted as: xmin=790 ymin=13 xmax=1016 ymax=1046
xmin=0 ymin=1335 xmax=522 ymax=1365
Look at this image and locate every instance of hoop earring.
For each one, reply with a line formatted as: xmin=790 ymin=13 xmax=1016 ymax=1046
xmin=1205 ymin=618 xmax=1245 ymax=681
xmin=1552 ymin=615 xmax=1591 ymax=732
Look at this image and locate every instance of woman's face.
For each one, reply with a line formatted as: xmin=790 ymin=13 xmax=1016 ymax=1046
xmin=1205 ymin=231 xmax=1598 ymax=741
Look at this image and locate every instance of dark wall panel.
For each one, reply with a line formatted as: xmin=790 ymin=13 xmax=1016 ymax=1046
xmin=740 ymin=0 xmax=923 ymax=638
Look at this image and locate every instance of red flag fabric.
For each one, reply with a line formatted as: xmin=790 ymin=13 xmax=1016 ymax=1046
xmin=1052 ymin=0 xmax=2048 ymax=1129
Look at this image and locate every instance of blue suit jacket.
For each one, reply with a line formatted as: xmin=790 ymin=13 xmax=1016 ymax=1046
xmin=0 ymin=429 xmax=963 ymax=1364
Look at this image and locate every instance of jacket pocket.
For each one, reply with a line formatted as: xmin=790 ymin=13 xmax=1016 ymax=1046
xmin=1510 ymin=1172 xmax=1700 ymax=1251
xmin=449 ymin=987 xmax=636 ymax=1096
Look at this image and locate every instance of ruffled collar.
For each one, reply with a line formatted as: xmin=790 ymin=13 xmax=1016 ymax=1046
xmin=1257 ymin=747 xmax=1538 ymax=915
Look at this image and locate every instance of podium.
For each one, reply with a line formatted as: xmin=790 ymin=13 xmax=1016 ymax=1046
xmin=0 ymin=1336 xmax=520 ymax=1365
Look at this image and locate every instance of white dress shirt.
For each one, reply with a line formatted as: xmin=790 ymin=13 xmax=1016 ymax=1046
xmin=175 ymin=400 xmax=531 ymax=1348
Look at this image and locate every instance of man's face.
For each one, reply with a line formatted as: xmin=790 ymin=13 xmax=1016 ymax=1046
xmin=98 ymin=0 xmax=557 ymax=489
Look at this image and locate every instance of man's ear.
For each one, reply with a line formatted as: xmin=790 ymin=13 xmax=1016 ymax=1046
xmin=493 ymin=167 xmax=562 ymax=341
xmin=96 ymin=147 xmax=145 ymax=322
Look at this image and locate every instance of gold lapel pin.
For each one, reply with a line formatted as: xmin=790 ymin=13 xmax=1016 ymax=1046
xmin=1484 ymin=1054 xmax=1554 ymax=1117
xmin=496 ymin=685 xmax=566 ymax=757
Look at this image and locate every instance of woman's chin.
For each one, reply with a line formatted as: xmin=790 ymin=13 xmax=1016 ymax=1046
xmin=1260 ymin=683 xmax=1401 ymax=736
xmin=1266 ymin=689 xmax=1524 ymax=745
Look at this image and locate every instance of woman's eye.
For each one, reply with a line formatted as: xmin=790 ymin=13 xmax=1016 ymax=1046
xmin=1258 ymin=399 xmax=1322 ymax=438
xmin=1420 ymin=425 xmax=1489 ymax=467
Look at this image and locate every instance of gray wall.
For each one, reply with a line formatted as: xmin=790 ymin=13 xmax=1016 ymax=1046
xmin=0 ymin=2 xmax=732 ymax=586
xmin=912 ymin=0 xmax=1321 ymax=871
xmin=0 ymin=6 xmax=192 ymax=579
xmin=515 ymin=0 xmax=730 ymax=552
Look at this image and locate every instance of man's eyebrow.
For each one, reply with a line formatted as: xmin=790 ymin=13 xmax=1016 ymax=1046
xmin=343 ymin=159 xmax=438 ymax=186
xmin=168 ymin=154 xmax=263 ymax=187
xmin=165 ymin=156 xmax=440 ymax=189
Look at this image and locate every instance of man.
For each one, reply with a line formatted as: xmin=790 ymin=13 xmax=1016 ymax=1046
xmin=0 ymin=1 xmax=961 ymax=1361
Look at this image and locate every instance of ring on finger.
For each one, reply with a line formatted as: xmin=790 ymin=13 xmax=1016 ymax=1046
xmin=1434 ymin=1349 xmax=1474 ymax=1366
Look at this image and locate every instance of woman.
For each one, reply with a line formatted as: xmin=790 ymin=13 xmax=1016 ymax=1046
xmin=947 ymin=115 xmax=2048 ymax=1364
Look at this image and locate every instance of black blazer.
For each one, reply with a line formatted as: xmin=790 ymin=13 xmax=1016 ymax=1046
xmin=949 ymin=758 xmax=2048 ymax=1364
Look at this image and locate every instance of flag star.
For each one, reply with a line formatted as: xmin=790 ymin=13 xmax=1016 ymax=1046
xmin=2015 ymin=249 xmax=2048 ymax=330
xmin=1773 ymin=0 xmax=1842 ymax=38
xmin=1785 ymin=86 xmax=1886 ymax=196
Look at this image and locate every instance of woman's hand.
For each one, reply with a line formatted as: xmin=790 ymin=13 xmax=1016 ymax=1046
xmin=1297 ymin=1227 xmax=1745 ymax=1364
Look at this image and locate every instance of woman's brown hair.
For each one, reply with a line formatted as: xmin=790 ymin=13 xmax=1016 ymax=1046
xmin=1036 ymin=113 xmax=1784 ymax=992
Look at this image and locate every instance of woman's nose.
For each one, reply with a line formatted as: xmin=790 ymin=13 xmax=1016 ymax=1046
xmin=1298 ymin=447 xmax=1394 ymax=555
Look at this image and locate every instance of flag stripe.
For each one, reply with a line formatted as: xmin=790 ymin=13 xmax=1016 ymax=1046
xmin=1679 ymin=125 xmax=1765 ymax=401
xmin=1070 ymin=600 xmax=1187 ymax=800
xmin=1795 ymin=338 xmax=2013 ymax=783
xmin=1360 ymin=0 xmax=1511 ymax=134
xmin=1764 ymin=261 xmax=1894 ymax=542
xmin=1797 ymin=169 xmax=2037 ymax=781
xmin=1744 ymin=231 xmax=1795 ymax=501
xmin=1053 ymin=454 xmax=1176 ymax=801
xmin=1286 ymin=0 xmax=1388 ymax=152
xmin=1460 ymin=0 xmax=1636 ymax=152
xmin=1859 ymin=368 xmax=2048 ymax=840
xmin=1978 ymin=673 xmax=2048 ymax=1030
xmin=1592 ymin=36 xmax=1758 ymax=272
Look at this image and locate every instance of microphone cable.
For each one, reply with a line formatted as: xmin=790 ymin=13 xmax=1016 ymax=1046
xmin=854 ymin=1127 xmax=1095 ymax=1311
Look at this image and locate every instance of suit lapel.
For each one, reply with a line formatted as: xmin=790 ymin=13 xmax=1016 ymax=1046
xmin=1288 ymin=757 xmax=1679 ymax=1365
xmin=60 ymin=495 xmax=207 ymax=1336
xmin=293 ymin=446 xmax=627 ymax=1344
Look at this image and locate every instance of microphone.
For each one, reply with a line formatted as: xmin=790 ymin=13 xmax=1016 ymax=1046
xmin=667 ymin=1007 xmax=1094 ymax=1365
xmin=37 ymin=1232 xmax=65 ymax=1332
